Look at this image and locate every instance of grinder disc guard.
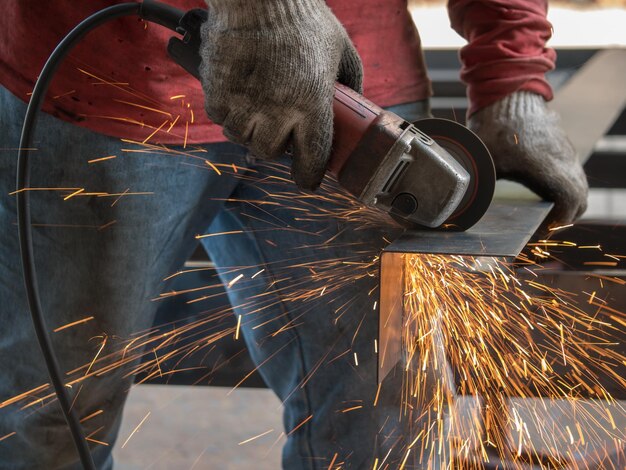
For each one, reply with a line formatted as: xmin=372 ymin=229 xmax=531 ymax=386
xmin=413 ymin=118 xmax=495 ymax=230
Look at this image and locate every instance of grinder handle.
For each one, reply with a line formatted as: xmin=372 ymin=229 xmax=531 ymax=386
xmin=328 ymin=83 xmax=384 ymax=176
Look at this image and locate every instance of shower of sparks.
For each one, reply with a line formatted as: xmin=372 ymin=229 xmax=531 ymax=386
xmin=4 ymin=144 xmax=625 ymax=468
xmin=397 ymin=249 xmax=626 ymax=468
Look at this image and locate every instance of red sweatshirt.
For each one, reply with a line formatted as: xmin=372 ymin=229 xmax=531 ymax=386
xmin=0 ymin=0 xmax=554 ymax=145
xmin=448 ymin=0 xmax=556 ymax=116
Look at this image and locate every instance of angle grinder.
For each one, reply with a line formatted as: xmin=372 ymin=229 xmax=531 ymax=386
xmin=164 ymin=6 xmax=496 ymax=230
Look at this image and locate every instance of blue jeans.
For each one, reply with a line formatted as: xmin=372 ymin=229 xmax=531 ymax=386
xmin=0 ymin=86 xmax=431 ymax=469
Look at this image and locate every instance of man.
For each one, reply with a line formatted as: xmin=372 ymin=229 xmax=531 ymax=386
xmin=0 ymin=0 xmax=587 ymax=469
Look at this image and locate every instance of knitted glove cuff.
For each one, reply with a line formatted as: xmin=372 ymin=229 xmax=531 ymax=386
xmin=204 ymin=0 xmax=328 ymax=28
xmin=479 ymin=91 xmax=547 ymax=124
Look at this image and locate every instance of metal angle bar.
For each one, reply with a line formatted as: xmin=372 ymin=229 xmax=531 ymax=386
xmin=550 ymin=48 xmax=626 ymax=166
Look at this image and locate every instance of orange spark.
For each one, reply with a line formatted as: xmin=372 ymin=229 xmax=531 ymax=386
xmin=228 ymin=274 xmax=244 ymax=289
xmin=80 ymin=409 xmax=104 ymax=423
xmin=53 ymin=316 xmax=95 ymax=333
xmin=195 ymin=230 xmax=244 ymax=239
xmin=328 ymin=453 xmax=339 ymax=469
xmin=205 ymin=160 xmax=222 ymax=175
xmin=167 ymin=115 xmax=180 ymax=132
xmin=114 ymin=99 xmax=173 ymax=118
xmin=88 ymin=155 xmax=117 ymax=164
xmin=287 ymin=415 xmax=313 ymax=436
xmin=340 ymin=405 xmax=363 ymax=413
xmin=121 ymin=412 xmax=151 ymax=448
xmin=9 ymin=187 xmax=82 ymax=196
xmin=0 ymin=432 xmax=16 ymax=442
xmin=53 ymin=90 xmax=76 ymax=99
xmin=142 ymin=119 xmax=169 ymax=144
xmin=235 ymin=315 xmax=242 ymax=340
xmin=238 ymin=428 xmax=274 ymax=445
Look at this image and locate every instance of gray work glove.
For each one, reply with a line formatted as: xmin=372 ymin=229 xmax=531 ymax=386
xmin=468 ymin=91 xmax=589 ymax=225
xmin=200 ymin=0 xmax=363 ymax=190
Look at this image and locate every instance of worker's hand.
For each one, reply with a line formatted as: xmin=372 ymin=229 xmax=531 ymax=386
xmin=468 ymin=91 xmax=589 ymax=225
xmin=200 ymin=0 xmax=363 ymax=190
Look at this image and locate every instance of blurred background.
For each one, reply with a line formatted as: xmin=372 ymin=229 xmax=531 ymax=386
xmin=409 ymin=0 xmax=626 ymax=49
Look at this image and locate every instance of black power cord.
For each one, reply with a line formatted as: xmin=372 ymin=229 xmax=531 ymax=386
xmin=16 ymin=2 xmax=188 ymax=468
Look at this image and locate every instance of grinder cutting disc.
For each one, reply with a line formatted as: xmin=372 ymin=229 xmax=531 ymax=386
xmin=413 ymin=118 xmax=496 ymax=230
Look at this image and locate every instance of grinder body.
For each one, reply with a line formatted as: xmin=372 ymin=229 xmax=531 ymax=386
xmin=330 ymin=84 xmax=471 ymax=228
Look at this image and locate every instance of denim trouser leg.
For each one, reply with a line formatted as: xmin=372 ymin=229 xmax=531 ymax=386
xmin=0 ymin=86 xmax=248 ymax=469
xmin=201 ymin=163 xmax=418 ymax=469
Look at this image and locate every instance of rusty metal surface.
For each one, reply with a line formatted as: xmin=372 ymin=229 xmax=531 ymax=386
xmin=378 ymin=252 xmax=405 ymax=383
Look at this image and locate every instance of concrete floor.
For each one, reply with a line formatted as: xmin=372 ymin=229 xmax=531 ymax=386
xmin=113 ymin=385 xmax=284 ymax=470
xmin=114 ymin=385 xmax=625 ymax=469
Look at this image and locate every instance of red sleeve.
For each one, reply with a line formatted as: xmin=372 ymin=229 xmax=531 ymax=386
xmin=447 ymin=0 xmax=556 ymax=116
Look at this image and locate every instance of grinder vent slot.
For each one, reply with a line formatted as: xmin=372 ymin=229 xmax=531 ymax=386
xmin=382 ymin=159 xmax=410 ymax=194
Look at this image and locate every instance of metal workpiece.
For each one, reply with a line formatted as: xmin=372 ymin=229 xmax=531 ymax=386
xmin=364 ymin=125 xmax=471 ymax=228
xmin=383 ymin=199 xmax=553 ymax=258
xmin=377 ymin=198 xmax=552 ymax=383
xmin=376 ymin=195 xmax=552 ymax=381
